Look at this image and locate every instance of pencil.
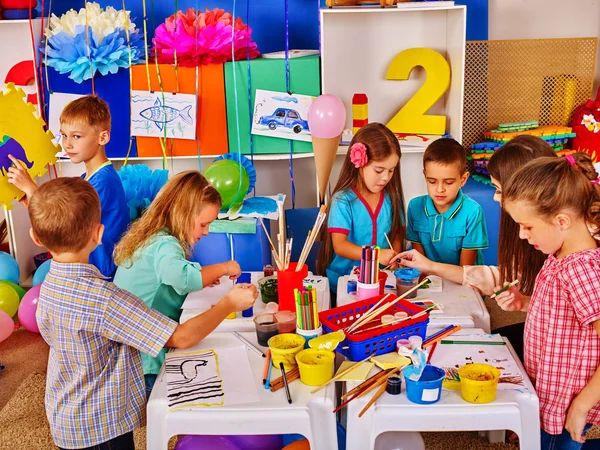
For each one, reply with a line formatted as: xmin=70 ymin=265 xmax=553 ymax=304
xmin=265 ymin=360 xmax=273 ymax=390
xmin=280 ymin=362 xmax=292 ymax=404
xmin=426 ymin=342 xmax=437 ymax=364
xmin=422 ymin=325 xmax=462 ymax=349
xmin=441 ymin=340 xmax=506 ymax=346
xmin=233 ymin=331 xmax=266 ymax=358
xmin=490 ymin=279 xmax=519 ymax=299
xmin=263 ymin=350 xmax=271 ymax=385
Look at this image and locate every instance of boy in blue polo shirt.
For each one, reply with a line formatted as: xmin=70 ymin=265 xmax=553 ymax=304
xmin=406 ymin=138 xmax=488 ymax=266
xmin=7 ymin=95 xmax=129 ymax=278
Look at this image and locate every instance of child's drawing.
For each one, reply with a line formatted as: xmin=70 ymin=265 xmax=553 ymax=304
xmin=165 ymin=350 xmax=224 ymax=409
xmin=252 ymin=89 xmax=314 ymax=143
xmin=131 ymin=91 xmax=197 ymax=140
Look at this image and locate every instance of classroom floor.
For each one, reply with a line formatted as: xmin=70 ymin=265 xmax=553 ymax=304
xmin=0 ymin=298 xmax=588 ymax=450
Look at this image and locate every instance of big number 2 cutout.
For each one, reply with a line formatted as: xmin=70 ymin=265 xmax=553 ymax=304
xmin=386 ymin=48 xmax=451 ymax=135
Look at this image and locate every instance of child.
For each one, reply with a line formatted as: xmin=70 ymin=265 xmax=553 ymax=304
xmin=316 ymin=123 xmax=405 ymax=294
xmin=30 ymin=177 xmax=257 ymax=450
xmin=406 ymin=138 xmax=488 ymax=265
xmin=7 ymin=95 xmax=129 ymax=279
xmin=503 ymin=153 xmax=600 ymax=448
xmin=113 ymin=170 xmax=242 ymax=394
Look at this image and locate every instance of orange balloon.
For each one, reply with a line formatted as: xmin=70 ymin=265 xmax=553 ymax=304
xmin=282 ymin=439 xmax=311 ymax=450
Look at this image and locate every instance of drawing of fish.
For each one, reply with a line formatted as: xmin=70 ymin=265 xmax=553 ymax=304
xmin=140 ymin=97 xmax=193 ymax=131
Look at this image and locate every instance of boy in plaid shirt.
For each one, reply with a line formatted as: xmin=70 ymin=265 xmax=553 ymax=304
xmin=29 ymin=177 xmax=257 ymax=450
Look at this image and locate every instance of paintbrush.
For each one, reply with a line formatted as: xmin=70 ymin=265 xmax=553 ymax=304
xmin=490 ymin=279 xmax=519 ymax=299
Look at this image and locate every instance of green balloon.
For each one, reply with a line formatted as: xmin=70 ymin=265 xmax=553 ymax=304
xmin=203 ymin=159 xmax=249 ymax=210
xmin=0 ymin=281 xmax=26 ymax=300
xmin=0 ymin=283 xmax=20 ymax=317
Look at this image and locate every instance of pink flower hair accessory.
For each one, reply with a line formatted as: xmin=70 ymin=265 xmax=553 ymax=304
xmin=350 ymin=143 xmax=368 ymax=168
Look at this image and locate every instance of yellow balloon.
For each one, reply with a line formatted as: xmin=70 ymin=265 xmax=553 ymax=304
xmin=0 ymin=283 xmax=20 ymax=317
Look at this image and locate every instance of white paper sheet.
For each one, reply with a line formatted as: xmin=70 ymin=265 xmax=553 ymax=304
xmin=131 ymin=90 xmax=197 ymax=140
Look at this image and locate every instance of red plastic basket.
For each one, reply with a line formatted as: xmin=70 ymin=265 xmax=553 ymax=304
xmin=319 ymin=294 xmax=429 ymax=361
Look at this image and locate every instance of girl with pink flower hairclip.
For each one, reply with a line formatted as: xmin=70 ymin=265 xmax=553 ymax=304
xmin=316 ymin=123 xmax=407 ymax=298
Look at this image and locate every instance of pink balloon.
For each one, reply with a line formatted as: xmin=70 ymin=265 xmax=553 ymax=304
xmin=18 ymin=284 xmax=41 ymax=334
xmin=307 ymin=94 xmax=347 ymax=139
xmin=0 ymin=309 xmax=14 ymax=343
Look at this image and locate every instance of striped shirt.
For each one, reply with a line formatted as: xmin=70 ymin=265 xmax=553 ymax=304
xmin=37 ymin=261 xmax=178 ymax=449
xmin=524 ymin=248 xmax=600 ymax=434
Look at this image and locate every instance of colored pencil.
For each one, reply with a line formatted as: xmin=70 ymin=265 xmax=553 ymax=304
xmin=422 ymin=325 xmax=462 ymax=349
xmin=263 ymin=350 xmax=271 ymax=385
xmin=490 ymin=279 xmax=519 ymax=299
xmin=280 ymin=363 xmax=292 ymax=404
xmin=426 ymin=342 xmax=438 ymax=364
xmin=423 ymin=325 xmax=456 ymax=346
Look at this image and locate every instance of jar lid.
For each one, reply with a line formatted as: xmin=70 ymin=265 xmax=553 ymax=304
xmin=393 ymin=268 xmax=421 ymax=281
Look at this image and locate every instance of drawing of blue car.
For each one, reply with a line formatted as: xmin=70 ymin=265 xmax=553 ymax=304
xmin=258 ymin=108 xmax=309 ymax=134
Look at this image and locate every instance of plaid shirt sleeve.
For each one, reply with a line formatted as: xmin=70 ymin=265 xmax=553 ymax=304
xmin=563 ymin=256 xmax=600 ymax=326
xmin=102 ymin=287 xmax=178 ymax=357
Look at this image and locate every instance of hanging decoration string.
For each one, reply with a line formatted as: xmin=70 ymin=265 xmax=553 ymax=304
xmin=194 ymin=0 xmax=202 ymax=171
xmin=84 ymin=0 xmax=95 ymax=95
xmin=122 ymin=0 xmax=135 ymax=166
xmin=246 ymin=0 xmax=254 ymax=185
xmin=285 ymin=0 xmax=296 ymax=208
xmin=43 ymin=0 xmax=52 ymax=97
xmin=140 ymin=0 xmax=152 ymax=91
xmin=230 ymin=0 xmax=245 ymax=209
xmin=150 ymin=0 xmax=168 ymax=169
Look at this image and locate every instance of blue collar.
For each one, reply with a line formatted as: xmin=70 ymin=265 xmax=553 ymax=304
xmin=424 ymin=189 xmax=465 ymax=219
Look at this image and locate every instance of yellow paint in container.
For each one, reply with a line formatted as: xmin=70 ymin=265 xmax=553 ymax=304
xmin=295 ymin=349 xmax=335 ymax=386
xmin=268 ymin=333 xmax=305 ymax=370
xmin=458 ymin=363 xmax=500 ymax=404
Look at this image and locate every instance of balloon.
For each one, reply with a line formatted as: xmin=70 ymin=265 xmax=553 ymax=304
xmin=374 ymin=432 xmax=425 ymax=450
xmin=174 ymin=435 xmax=241 ymax=450
xmin=0 ymin=280 xmax=26 ymax=300
xmin=0 ymin=283 xmax=20 ymax=317
xmin=0 ymin=251 xmax=20 ymax=285
xmin=18 ymin=284 xmax=41 ymax=333
xmin=0 ymin=309 xmax=14 ymax=343
xmin=282 ymin=439 xmax=310 ymax=450
xmin=307 ymin=94 xmax=347 ymax=139
xmin=33 ymin=259 xmax=52 ymax=287
xmin=228 ymin=435 xmax=283 ymax=450
xmin=203 ymin=160 xmax=250 ymax=211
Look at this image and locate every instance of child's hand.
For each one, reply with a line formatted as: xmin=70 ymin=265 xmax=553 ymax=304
xmin=565 ymin=397 xmax=590 ymax=444
xmin=225 ymin=283 xmax=258 ymax=312
xmin=390 ymin=249 xmax=433 ymax=273
xmin=380 ymin=249 xmax=396 ymax=266
xmin=6 ymin=155 xmax=37 ymax=199
xmin=223 ymin=260 xmax=241 ymax=279
xmin=493 ymin=283 xmax=525 ymax=312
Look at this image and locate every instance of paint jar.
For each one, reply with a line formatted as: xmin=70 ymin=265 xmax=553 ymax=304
xmin=237 ymin=273 xmax=254 ymax=317
xmin=264 ymin=302 xmax=279 ymax=313
xmin=296 ymin=349 xmax=335 ymax=386
xmin=357 ymin=282 xmax=380 ymax=301
xmin=263 ymin=264 xmax=275 ymax=277
xmin=268 ymin=333 xmax=306 ymax=370
xmin=378 ymin=271 xmax=388 ymax=295
xmin=254 ymin=313 xmax=279 ymax=346
xmin=226 ymin=311 xmax=237 ymax=320
xmin=275 ymin=310 xmax=297 ymax=333
xmin=394 ymin=268 xmax=421 ymax=299
xmin=347 ymin=279 xmax=358 ymax=295
xmin=387 ymin=374 xmax=402 ymax=395
xmin=296 ymin=325 xmax=323 ymax=349
xmin=258 ymin=276 xmax=278 ymax=304
xmin=277 ymin=262 xmax=308 ymax=311
xmin=458 ymin=363 xmax=501 ymax=404
xmin=404 ymin=365 xmax=445 ymax=404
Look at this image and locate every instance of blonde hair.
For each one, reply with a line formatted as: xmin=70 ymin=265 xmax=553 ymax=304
xmin=316 ymin=123 xmax=406 ymax=275
xmin=60 ymin=94 xmax=111 ymax=131
xmin=503 ymin=153 xmax=600 ymax=239
xmin=114 ymin=171 xmax=221 ymax=267
xmin=29 ymin=177 xmax=101 ymax=254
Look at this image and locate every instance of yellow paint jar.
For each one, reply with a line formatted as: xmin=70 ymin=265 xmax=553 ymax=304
xmin=295 ymin=349 xmax=335 ymax=386
xmin=458 ymin=363 xmax=501 ymax=404
xmin=268 ymin=333 xmax=305 ymax=370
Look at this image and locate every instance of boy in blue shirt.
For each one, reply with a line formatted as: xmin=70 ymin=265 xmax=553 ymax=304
xmin=406 ymin=138 xmax=488 ymax=265
xmin=7 ymin=95 xmax=129 ymax=278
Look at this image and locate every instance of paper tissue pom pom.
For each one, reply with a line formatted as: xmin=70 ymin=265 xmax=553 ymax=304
xmin=42 ymin=2 xmax=143 ymax=84
xmin=152 ymin=7 xmax=260 ymax=68
xmin=118 ymin=164 xmax=168 ymax=221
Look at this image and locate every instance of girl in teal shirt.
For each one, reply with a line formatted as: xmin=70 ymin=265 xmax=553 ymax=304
xmin=113 ymin=171 xmax=242 ymax=395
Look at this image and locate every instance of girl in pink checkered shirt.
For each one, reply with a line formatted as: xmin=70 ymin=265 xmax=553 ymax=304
xmin=503 ymin=153 xmax=600 ymax=450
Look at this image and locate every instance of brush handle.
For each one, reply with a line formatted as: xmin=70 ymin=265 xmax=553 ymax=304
xmin=358 ymin=381 xmax=387 ymax=418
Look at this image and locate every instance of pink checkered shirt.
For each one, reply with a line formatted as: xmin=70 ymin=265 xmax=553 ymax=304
xmin=524 ymin=248 xmax=600 ymax=434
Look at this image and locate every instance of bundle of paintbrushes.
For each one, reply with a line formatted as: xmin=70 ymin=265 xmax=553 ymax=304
xmin=257 ymin=193 xmax=293 ymax=271
xmin=295 ymin=286 xmax=320 ymax=330
xmin=359 ymin=245 xmax=380 ymax=284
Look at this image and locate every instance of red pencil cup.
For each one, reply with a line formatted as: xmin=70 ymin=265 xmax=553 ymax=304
xmin=379 ymin=271 xmax=388 ymax=295
xmin=277 ymin=262 xmax=308 ymax=311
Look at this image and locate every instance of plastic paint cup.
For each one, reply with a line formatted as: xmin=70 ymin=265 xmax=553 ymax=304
xmin=404 ymin=365 xmax=445 ymax=404
xmin=394 ymin=268 xmax=421 ymax=299
xmin=458 ymin=363 xmax=501 ymax=404
xmin=254 ymin=313 xmax=279 ymax=346
xmin=296 ymin=325 xmax=323 ymax=349
xmin=275 ymin=310 xmax=297 ymax=333
xmin=357 ymin=282 xmax=379 ymax=301
xmin=268 ymin=333 xmax=306 ymax=370
xmin=277 ymin=262 xmax=308 ymax=311
xmin=296 ymin=349 xmax=335 ymax=386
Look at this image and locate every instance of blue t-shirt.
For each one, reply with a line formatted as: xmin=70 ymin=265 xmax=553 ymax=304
xmin=326 ymin=187 xmax=399 ymax=292
xmin=406 ymin=189 xmax=488 ymax=265
xmin=83 ymin=163 xmax=130 ymax=278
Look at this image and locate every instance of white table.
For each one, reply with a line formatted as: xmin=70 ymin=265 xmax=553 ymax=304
xmin=146 ymin=332 xmax=338 ymax=450
xmin=344 ymin=329 xmax=540 ymax=450
xmin=337 ymin=275 xmax=491 ymax=333
xmin=180 ymin=272 xmax=331 ymax=331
